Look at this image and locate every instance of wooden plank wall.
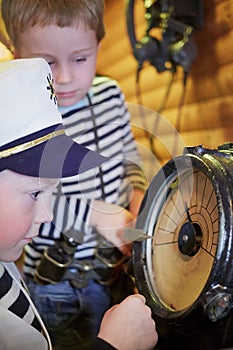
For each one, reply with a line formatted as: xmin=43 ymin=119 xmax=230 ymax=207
xmin=97 ymin=0 xmax=233 ymax=180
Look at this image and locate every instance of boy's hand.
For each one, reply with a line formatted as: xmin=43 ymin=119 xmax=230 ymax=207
xmin=97 ymin=294 xmax=158 ymax=350
xmin=90 ymin=200 xmax=136 ymax=256
xmin=128 ymin=188 xmax=145 ymax=216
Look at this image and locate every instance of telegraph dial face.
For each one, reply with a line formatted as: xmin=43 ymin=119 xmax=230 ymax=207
xmin=141 ymin=164 xmax=220 ymax=317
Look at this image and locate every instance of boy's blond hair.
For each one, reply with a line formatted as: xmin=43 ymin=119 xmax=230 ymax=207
xmin=1 ymin=0 xmax=105 ymax=50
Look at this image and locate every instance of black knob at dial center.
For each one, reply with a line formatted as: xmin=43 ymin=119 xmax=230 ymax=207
xmin=178 ymin=221 xmax=202 ymax=256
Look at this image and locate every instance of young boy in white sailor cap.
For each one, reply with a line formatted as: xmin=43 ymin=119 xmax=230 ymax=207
xmin=0 ymin=57 xmax=158 ymax=350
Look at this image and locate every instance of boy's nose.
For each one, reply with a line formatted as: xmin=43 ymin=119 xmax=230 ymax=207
xmin=36 ymin=202 xmax=54 ymax=224
xmin=55 ymin=64 xmax=73 ymax=84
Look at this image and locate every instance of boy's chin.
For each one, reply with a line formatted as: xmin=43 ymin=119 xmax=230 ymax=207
xmin=56 ymin=94 xmax=76 ymax=106
xmin=1 ymin=248 xmax=24 ymax=263
xmin=57 ymin=92 xmax=86 ymax=108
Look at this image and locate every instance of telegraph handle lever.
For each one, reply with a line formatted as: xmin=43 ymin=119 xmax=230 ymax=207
xmin=123 ymin=228 xmax=152 ymax=242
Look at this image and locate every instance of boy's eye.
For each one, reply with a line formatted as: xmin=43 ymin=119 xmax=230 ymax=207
xmin=75 ymin=58 xmax=86 ymax=63
xmin=31 ymin=191 xmax=41 ymax=200
xmin=47 ymin=60 xmax=55 ymax=66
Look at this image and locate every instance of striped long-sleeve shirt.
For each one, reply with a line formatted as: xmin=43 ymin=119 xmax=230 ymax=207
xmin=0 ymin=262 xmax=115 ymax=349
xmin=0 ymin=262 xmax=42 ymax=333
xmin=23 ymin=76 xmax=147 ymax=278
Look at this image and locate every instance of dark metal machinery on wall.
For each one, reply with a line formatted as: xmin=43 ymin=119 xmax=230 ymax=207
xmin=131 ymin=143 xmax=233 ymax=349
xmin=126 ymin=0 xmax=204 ymax=75
xmin=125 ymin=0 xmax=205 ymax=159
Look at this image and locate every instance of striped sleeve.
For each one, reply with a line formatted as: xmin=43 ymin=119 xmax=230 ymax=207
xmin=0 ymin=264 xmax=42 ymax=333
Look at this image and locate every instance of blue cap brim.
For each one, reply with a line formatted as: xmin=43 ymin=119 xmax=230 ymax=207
xmin=0 ymin=124 xmax=107 ymax=178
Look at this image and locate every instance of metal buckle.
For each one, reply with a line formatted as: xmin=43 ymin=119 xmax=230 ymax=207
xmin=95 ymin=248 xmax=128 ymax=268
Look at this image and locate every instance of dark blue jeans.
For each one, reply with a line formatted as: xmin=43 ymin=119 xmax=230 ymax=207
xmin=25 ymin=278 xmax=111 ymax=350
